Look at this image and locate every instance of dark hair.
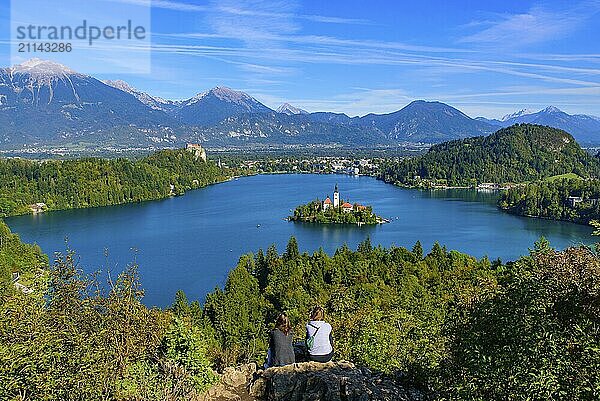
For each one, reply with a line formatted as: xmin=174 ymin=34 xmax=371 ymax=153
xmin=310 ymin=306 xmax=324 ymax=321
xmin=275 ymin=313 xmax=291 ymax=335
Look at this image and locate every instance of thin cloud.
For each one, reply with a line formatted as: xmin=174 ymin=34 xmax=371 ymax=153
xmin=103 ymin=0 xmax=209 ymax=11
xmin=145 ymin=41 xmax=600 ymax=87
xmin=216 ymin=5 xmax=372 ymax=25
xmin=104 ymin=0 xmax=370 ymax=25
xmin=161 ymin=31 xmax=472 ymax=54
xmin=460 ymin=1 xmax=600 ymax=48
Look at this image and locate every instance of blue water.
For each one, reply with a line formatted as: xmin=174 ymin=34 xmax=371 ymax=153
xmin=5 ymin=174 xmax=593 ymax=307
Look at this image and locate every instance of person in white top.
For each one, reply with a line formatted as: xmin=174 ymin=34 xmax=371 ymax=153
xmin=305 ymin=306 xmax=334 ymax=362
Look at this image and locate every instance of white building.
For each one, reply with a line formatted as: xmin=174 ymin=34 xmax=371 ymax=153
xmin=333 ymin=184 xmax=340 ymax=208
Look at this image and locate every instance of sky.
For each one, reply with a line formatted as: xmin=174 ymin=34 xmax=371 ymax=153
xmin=1 ymin=0 xmax=600 ymax=118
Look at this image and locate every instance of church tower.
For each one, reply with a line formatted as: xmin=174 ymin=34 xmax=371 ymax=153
xmin=333 ymin=184 xmax=340 ymax=208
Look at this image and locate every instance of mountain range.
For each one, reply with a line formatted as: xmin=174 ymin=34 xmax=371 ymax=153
xmin=475 ymin=107 xmax=600 ymax=144
xmin=1 ymin=58 xmax=599 ymax=149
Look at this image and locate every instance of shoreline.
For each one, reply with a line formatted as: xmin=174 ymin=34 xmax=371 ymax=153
xmin=5 ymin=170 xmax=589 ymax=229
xmin=287 ymin=216 xmax=389 ymax=226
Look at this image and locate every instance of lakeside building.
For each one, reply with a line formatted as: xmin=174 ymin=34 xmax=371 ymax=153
xmin=568 ymin=196 xmax=584 ymax=207
xmin=30 ymin=202 xmax=46 ymax=214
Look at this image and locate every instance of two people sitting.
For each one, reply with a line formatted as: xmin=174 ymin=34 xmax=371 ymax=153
xmin=266 ymin=306 xmax=334 ymax=368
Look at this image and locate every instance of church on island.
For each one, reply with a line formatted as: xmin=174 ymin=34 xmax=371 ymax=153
xmin=322 ymin=184 xmax=366 ymax=213
xmin=289 ymin=184 xmax=384 ymax=225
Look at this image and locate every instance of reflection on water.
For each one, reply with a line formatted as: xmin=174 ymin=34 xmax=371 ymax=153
xmin=6 ymin=174 xmax=593 ymax=307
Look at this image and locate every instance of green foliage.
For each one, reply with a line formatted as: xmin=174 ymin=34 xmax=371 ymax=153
xmin=0 ymin=149 xmax=229 ymax=217
xmin=290 ymin=199 xmax=382 ymax=224
xmin=412 ymin=240 xmax=424 ymax=260
xmin=172 ymin=289 xmax=192 ymax=317
xmin=0 ymin=220 xmax=47 ymax=301
xmin=160 ymin=317 xmax=219 ymax=394
xmin=544 ymin=172 xmax=583 ymax=182
xmin=499 ymin=178 xmax=600 ymax=223
xmin=443 ymin=246 xmax=600 ymax=400
xmin=0 ymin=220 xmax=47 ymax=273
xmin=202 ymin=238 xmax=497 ymax=384
xmin=203 ymin=257 xmax=270 ymax=367
xmin=379 ymin=124 xmax=600 ymax=187
xmin=284 ymin=236 xmax=300 ymax=260
xmin=2 ymin=206 xmax=599 ymax=400
xmin=0 ymin=248 xmax=217 ymax=400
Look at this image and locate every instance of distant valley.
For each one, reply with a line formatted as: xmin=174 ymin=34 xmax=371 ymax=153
xmin=1 ymin=58 xmax=600 ymax=151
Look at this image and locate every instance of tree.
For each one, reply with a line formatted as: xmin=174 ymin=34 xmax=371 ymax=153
xmin=160 ymin=317 xmax=218 ymax=395
xmin=284 ymin=236 xmax=299 ymax=260
xmin=357 ymin=237 xmax=373 ymax=254
xmin=172 ymin=289 xmax=191 ymax=318
xmin=203 ymin=258 xmax=269 ymax=365
xmin=412 ymin=240 xmax=423 ymax=260
xmin=445 ymin=246 xmax=600 ymax=400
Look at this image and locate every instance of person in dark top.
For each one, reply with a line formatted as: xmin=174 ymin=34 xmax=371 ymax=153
xmin=267 ymin=313 xmax=295 ymax=367
xmin=306 ymin=306 xmax=334 ymax=363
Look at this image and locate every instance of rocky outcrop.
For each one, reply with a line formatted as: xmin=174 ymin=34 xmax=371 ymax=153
xmin=201 ymin=363 xmax=257 ymax=401
xmin=251 ymin=361 xmax=427 ymax=401
xmin=202 ymin=361 xmax=428 ymax=401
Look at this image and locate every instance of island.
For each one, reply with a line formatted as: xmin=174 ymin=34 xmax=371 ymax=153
xmin=289 ymin=184 xmax=387 ymax=225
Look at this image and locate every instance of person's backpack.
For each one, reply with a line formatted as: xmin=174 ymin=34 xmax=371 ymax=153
xmin=306 ymin=323 xmax=320 ymax=349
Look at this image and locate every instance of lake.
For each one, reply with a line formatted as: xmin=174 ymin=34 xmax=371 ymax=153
xmin=5 ymin=174 xmax=594 ymax=307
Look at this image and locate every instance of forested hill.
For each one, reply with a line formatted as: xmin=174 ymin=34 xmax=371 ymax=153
xmin=0 ymin=148 xmax=231 ymax=217
xmin=379 ymin=124 xmax=600 ymax=187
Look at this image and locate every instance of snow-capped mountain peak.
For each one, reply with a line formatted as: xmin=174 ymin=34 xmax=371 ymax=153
xmin=277 ymin=103 xmax=308 ymax=115
xmin=501 ymin=108 xmax=536 ymax=121
xmin=186 ymin=87 xmax=251 ymax=105
xmin=10 ymin=58 xmax=79 ymax=78
xmin=183 ymin=86 xmax=269 ymax=110
xmin=103 ymin=79 xmax=135 ymax=93
xmin=210 ymin=86 xmax=253 ymax=103
xmin=0 ymin=58 xmax=90 ymax=106
xmin=103 ymin=79 xmax=172 ymax=110
xmin=174 ymin=86 xmax=272 ymax=125
xmin=541 ymin=105 xmax=563 ymax=114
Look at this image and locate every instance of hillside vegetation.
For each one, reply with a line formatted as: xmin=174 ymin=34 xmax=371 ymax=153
xmin=499 ymin=178 xmax=600 ymax=224
xmin=0 ymin=149 xmax=229 ymax=217
xmin=379 ymin=124 xmax=600 ymax=187
xmin=0 ymin=220 xmax=47 ymax=300
xmin=1 ymin=234 xmax=599 ymax=400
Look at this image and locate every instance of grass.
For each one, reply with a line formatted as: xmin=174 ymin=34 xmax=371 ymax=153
xmin=544 ymin=173 xmax=583 ymax=182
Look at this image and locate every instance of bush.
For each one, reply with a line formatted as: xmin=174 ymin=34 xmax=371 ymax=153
xmin=444 ymin=246 xmax=600 ymax=400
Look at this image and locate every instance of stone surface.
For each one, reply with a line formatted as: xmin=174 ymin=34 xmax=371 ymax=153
xmin=204 ymin=361 xmax=428 ymax=401
xmin=252 ymin=361 xmax=428 ymax=401
xmin=201 ymin=363 xmax=257 ymax=401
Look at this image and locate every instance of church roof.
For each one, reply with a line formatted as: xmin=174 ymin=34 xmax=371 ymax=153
xmin=342 ymin=202 xmax=353 ymax=208
xmin=324 ymin=197 xmax=332 ymax=204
